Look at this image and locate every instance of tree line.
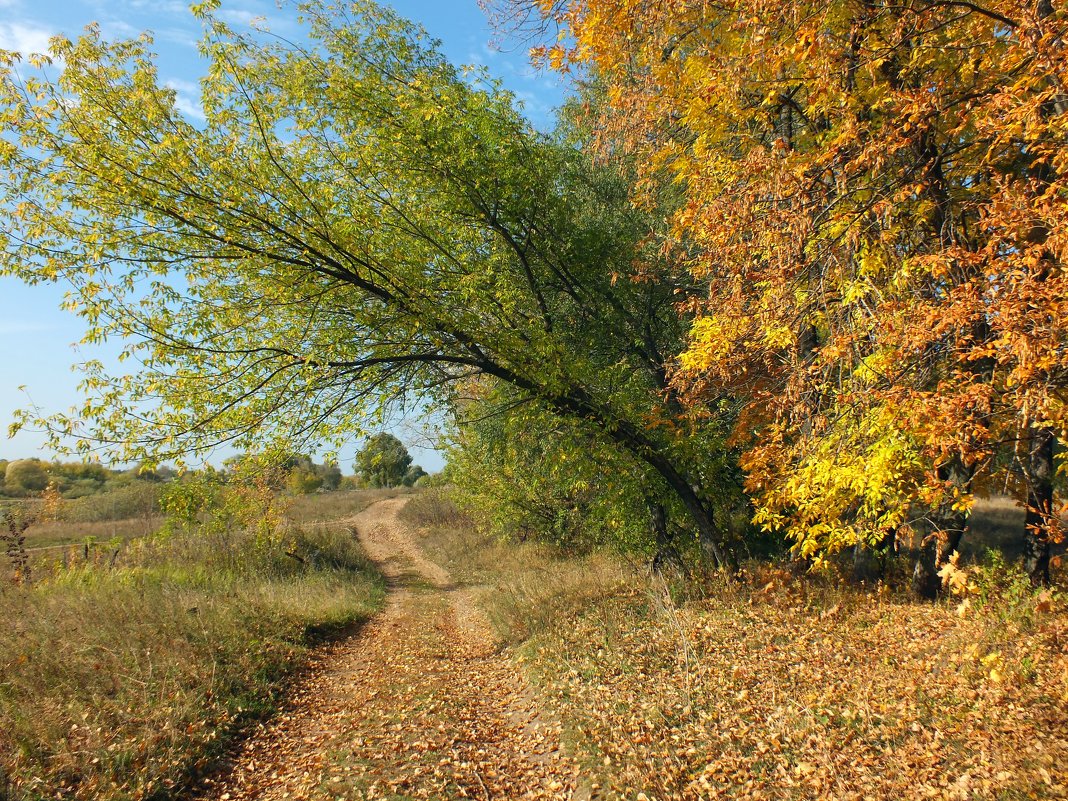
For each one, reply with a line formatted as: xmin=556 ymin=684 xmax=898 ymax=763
xmin=0 ymin=458 xmax=172 ymax=499
xmin=1 ymin=0 xmax=1065 ymax=594
xmin=0 ymin=434 xmax=425 ymax=501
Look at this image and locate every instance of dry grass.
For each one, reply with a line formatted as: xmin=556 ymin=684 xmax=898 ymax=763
xmin=23 ymin=487 xmax=411 ymax=551
xmin=966 ymin=495 xmax=1038 ymax=560
xmin=0 ymin=520 xmax=384 ymax=800
xmin=402 ymin=490 xmax=628 ymax=644
xmin=417 ymin=492 xmax=1068 ymax=800
xmin=285 ymin=487 xmax=411 ymax=524
xmin=0 ymin=482 xmax=163 ymax=563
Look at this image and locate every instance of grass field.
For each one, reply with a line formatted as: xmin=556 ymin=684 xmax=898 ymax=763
xmin=15 ymin=487 xmax=407 ymax=577
xmin=285 ymin=486 xmax=410 ymax=524
xmin=0 ymin=491 xmax=386 ymax=801
xmin=407 ymin=491 xmax=1068 ymax=800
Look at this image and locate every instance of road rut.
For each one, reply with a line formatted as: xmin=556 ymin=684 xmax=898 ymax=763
xmin=193 ymin=497 xmax=579 ymax=800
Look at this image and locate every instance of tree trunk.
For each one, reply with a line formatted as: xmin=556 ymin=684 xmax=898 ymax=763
xmin=649 ymin=501 xmax=686 ymax=574
xmin=650 ymin=467 xmax=727 ymax=568
xmin=605 ymin=432 xmax=727 ymax=568
xmin=529 ymin=384 xmax=731 ymax=569
xmin=1024 ymin=425 xmax=1055 ymax=586
xmin=1022 ymin=0 xmax=1061 ymax=587
xmin=851 ymin=526 xmax=896 ymax=584
xmin=913 ymin=457 xmax=972 ymax=600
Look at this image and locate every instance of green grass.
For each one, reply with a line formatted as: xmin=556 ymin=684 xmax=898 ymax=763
xmin=0 ymin=517 xmax=384 ymax=800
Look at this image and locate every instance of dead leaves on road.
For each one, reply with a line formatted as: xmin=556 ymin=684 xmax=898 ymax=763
xmin=194 ymin=501 xmax=577 ymax=801
xmin=195 ymin=501 xmax=1068 ymax=801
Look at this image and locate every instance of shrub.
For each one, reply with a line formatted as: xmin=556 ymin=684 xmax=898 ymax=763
xmin=3 ymin=460 xmax=48 ymax=494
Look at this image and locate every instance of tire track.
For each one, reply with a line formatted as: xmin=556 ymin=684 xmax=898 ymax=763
xmin=192 ymin=497 xmax=580 ymax=800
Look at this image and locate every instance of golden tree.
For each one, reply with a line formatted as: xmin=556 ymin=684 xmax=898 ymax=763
xmin=535 ymin=0 xmax=1068 ymax=588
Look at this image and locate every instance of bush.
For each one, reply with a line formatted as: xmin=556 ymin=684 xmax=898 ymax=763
xmin=399 ymin=489 xmax=466 ymax=529
xmin=3 ymin=459 xmax=48 ymax=494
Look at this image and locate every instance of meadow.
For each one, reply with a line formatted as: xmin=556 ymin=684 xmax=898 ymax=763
xmin=0 ymin=490 xmax=387 ymax=801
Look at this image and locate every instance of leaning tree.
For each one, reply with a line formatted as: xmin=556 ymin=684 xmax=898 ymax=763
xmin=0 ymin=1 xmax=735 ymax=563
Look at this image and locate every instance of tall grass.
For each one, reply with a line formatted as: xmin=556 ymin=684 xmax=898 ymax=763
xmin=15 ymin=482 xmax=161 ymax=553
xmin=0 ymin=520 xmax=384 ymax=800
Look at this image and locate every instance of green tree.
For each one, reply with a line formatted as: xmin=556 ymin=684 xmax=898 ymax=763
xmin=447 ymin=386 xmax=653 ymax=550
xmin=356 ymin=433 xmax=414 ymax=488
xmin=3 ymin=460 xmax=49 ymax=494
xmin=0 ymin=1 xmax=732 ymax=562
xmin=316 ymin=461 xmax=343 ymax=491
xmin=287 ymin=466 xmax=323 ymax=495
xmin=402 ymin=464 xmax=427 ymax=487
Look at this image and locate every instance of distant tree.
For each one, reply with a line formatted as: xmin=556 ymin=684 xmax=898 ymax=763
xmin=4 ymin=460 xmax=49 ymax=493
xmin=277 ymin=453 xmax=314 ymax=472
xmin=339 ymin=475 xmax=364 ymax=491
xmin=45 ymin=460 xmax=109 ymax=495
xmin=403 ymin=465 xmax=427 ymax=487
xmin=414 ymin=471 xmax=447 ymax=489
xmin=130 ymin=461 xmax=162 ymax=481
xmin=287 ymin=466 xmax=323 ymax=495
xmin=356 ymin=434 xmax=414 ymax=488
xmin=317 ymin=461 xmax=343 ymax=491
xmin=222 ymin=454 xmax=248 ymax=473
xmin=155 ymin=465 xmax=177 ymax=482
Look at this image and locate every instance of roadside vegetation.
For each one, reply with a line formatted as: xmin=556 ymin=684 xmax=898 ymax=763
xmin=2 ymin=0 xmax=1068 ymax=796
xmin=3 ymin=0 xmax=1067 ymax=594
xmin=0 ymin=484 xmax=385 ymax=801
xmin=405 ymin=491 xmax=1068 ymax=799
xmin=7 ymin=434 xmax=430 ymax=556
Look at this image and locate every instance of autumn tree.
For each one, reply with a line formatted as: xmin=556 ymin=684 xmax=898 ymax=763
xmin=0 ymin=1 xmax=735 ymax=561
xmin=533 ymin=0 xmax=1068 ymax=589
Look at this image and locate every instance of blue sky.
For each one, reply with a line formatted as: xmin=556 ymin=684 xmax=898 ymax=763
xmin=0 ymin=0 xmax=566 ymax=470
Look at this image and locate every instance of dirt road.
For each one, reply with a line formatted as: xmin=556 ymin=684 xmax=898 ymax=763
xmin=193 ymin=497 xmax=580 ymax=800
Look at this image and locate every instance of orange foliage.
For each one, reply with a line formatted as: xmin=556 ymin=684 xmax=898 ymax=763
xmin=537 ymin=0 xmax=1068 ymax=564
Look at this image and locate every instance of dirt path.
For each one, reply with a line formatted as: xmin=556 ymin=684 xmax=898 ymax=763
xmin=193 ymin=497 xmax=581 ymax=800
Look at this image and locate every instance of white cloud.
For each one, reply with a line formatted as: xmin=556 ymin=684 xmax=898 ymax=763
xmin=165 ymin=77 xmax=205 ymax=121
xmin=217 ymin=8 xmax=258 ymax=26
xmin=0 ymin=20 xmax=56 ymax=59
xmin=215 ymin=1 xmax=297 ymax=35
xmin=165 ymin=77 xmax=199 ymax=93
xmin=125 ymin=0 xmax=189 ymax=14
xmin=98 ymin=20 xmax=140 ymax=40
xmin=157 ymin=26 xmax=199 ymax=49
